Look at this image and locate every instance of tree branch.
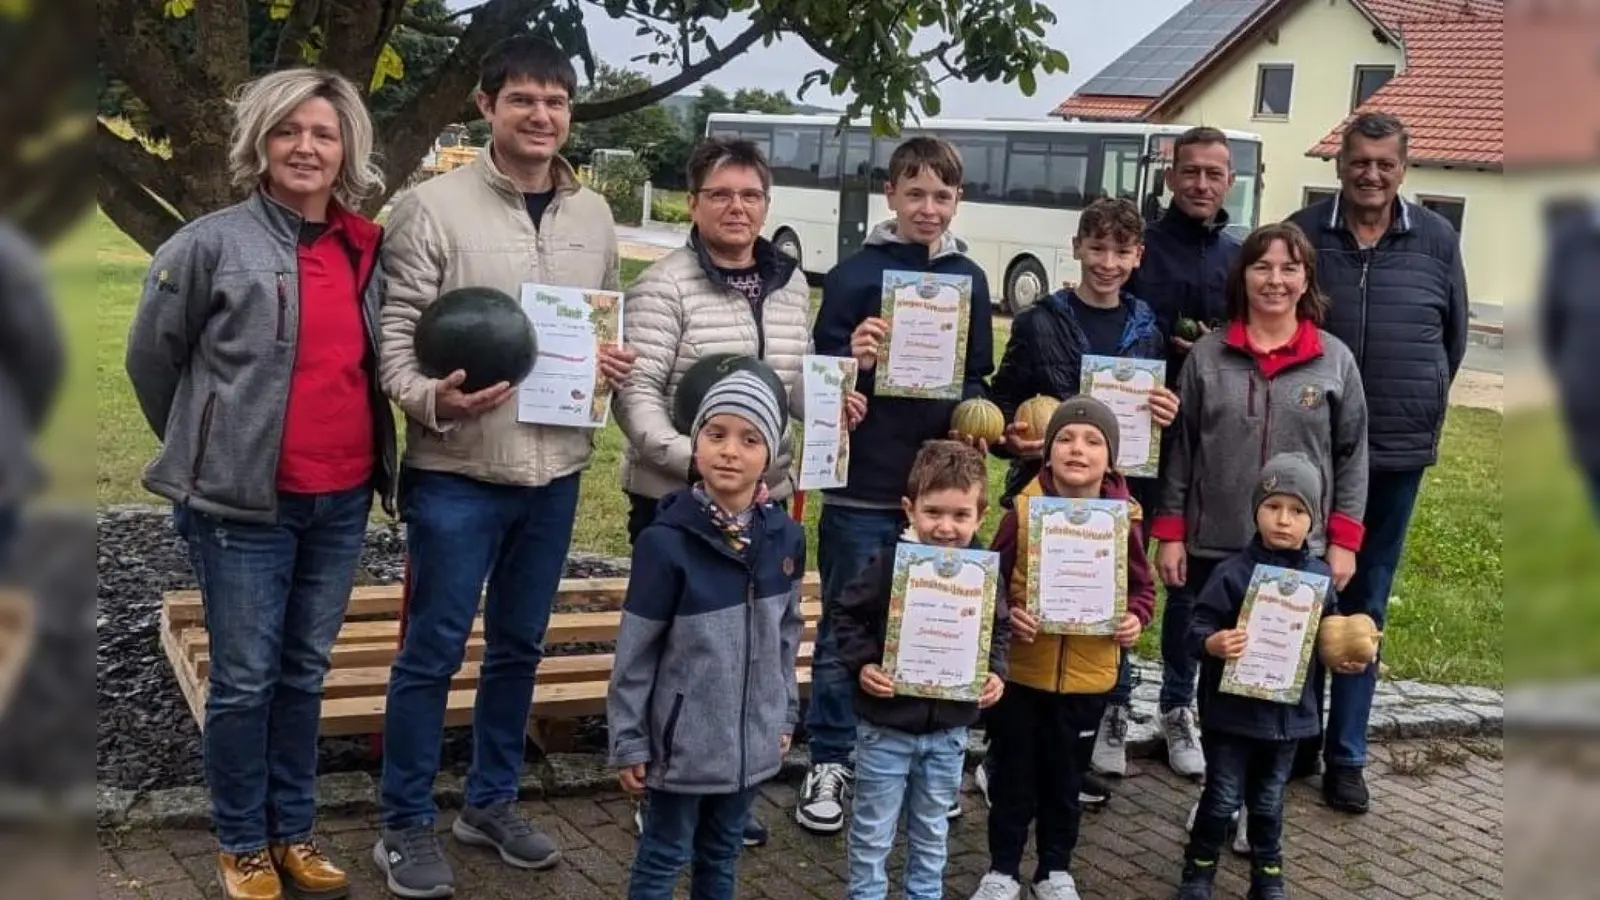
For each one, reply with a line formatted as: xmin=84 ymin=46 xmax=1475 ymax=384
xmin=784 ymin=18 xmax=850 ymax=67
xmin=96 ymin=119 xmax=186 ymax=212
xmin=273 ymin=0 xmax=324 ymax=71
xmin=193 ymin=0 xmax=252 ymax=94
xmin=572 ymin=17 xmax=774 ymax=122
xmin=98 ymin=145 xmax=184 ymax=255
xmin=97 ymin=0 xmax=199 ymax=137
xmin=399 ymin=13 xmax=464 ymax=38
xmin=324 ymin=0 xmax=409 ymax=92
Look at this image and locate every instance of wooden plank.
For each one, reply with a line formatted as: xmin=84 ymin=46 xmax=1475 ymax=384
xmin=164 ymin=570 xmax=824 ymax=626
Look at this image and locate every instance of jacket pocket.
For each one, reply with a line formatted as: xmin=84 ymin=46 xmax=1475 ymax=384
xmin=660 ymin=692 xmax=685 ymax=772
xmin=190 ymin=392 xmax=218 ymax=487
xmin=275 ymin=273 xmax=291 ymax=343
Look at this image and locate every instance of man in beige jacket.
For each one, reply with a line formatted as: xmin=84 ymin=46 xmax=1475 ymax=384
xmin=371 ymin=36 xmax=635 ymax=899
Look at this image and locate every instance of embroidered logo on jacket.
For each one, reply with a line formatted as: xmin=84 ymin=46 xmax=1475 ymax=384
xmin=1298 ymin=385 xmax=1324 ymax=409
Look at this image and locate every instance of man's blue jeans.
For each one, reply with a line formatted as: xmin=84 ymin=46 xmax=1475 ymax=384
xmin=1159 ymin=556 xmax=1220 ymax=713
xmin=847 ymin=723 xmax=967 ymax=900
xmin=172 ymin=487 xmax=372 ymax=853
xmin=380 ymin=468 xmax=580 ymax=828
xmin=1322 ymin=468 xmax=1425 ymax=769
xmin=628 ymin=787 xmax=756 ymax=900
xmin=1186 ymin=734 xmax=1296 ymax=866
xmin=808 ymin=504 xmax=903 ymax=766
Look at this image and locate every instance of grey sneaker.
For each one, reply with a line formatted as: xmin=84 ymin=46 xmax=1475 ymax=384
xmin=1162 ymin=707 xmax=1206 ymax=779
xmin=794 ymin=763 xmax=852 ymax=834
xmin=1033 ymin=871 xmax=1083 ymax=900
xmin=968 ymin=871 xmax=1023 ymax=900
xmin=451 ymin=802 xmax=560 ymax=869
xmin=1091 ymin=703 xmax=1131 ymax=776
xmin=372 ymin=825 xmax=455 ymax=899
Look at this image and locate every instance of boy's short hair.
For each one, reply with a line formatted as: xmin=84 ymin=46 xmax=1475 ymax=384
xmin=888 ymin=136 xmax=963 ymax=190
xmin=905 ymin=440 xmax=989 ymax=508
xmin=1077 ymin=197 xmax=1144 ymax=245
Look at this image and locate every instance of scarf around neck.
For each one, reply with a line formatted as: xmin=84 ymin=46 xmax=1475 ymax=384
xmin=693 ymin=483 xmax=757 ymax=553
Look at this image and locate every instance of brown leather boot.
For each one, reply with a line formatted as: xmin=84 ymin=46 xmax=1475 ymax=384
xmin=216 ymin=849 xmax=282 ymax=900
xmin=270 ymin=839 xmax=349 ymax=899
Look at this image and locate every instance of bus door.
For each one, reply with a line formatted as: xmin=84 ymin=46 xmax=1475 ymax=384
xmin=837 ymin=131 xmax=873 ymax=265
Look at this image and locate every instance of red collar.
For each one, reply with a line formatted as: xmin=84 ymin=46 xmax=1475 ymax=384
xmin=1224 ymin=318 xmax=1323 ymax=378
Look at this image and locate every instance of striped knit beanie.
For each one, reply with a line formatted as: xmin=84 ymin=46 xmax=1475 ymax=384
xmin=691 ymin=370 xmax=786 ymax=464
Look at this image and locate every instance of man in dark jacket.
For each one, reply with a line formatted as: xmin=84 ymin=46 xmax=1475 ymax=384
xmin=1540 ymin=200 xmax=1600 ymax=513
xmin=1124 ymin=126 xmax=1243 ymax=782
xmin=0 ymin=222 xmax=65 ymax=576
xmin=1286 ymin=113 xmax=1469 ymax=815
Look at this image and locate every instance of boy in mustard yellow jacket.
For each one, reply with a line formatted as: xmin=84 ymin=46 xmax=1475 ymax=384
xmin=969 ymin=397 xmax=1156 ymax=900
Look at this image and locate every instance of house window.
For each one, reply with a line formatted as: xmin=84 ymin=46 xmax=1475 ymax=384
xmin=1352 ymin=65 xmax=1395 ymax=108
xmin=1418 ymin=195 xmax=1466 ymax=233
xmin=1254 ymin=65 xmax=1293 ymax=117
xmin=1303 ymin=187 xmax=1338 ymax=207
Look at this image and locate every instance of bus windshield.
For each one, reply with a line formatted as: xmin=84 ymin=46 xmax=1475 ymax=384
xmin=1143 ymin=134 xmax=1263 ymax=238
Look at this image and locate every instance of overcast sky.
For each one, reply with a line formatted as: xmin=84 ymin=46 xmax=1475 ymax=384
xmin=449 ymin=0 xmax=1187 ymax=119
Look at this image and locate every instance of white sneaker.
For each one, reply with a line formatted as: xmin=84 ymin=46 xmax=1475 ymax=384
xmin=1161 ymin=708 xmax=1206 ymax=779
xmin=1032 ymin=871 xmax=1082 ymax=900
xmin=794 ymin=762 xmax=851 ymax=834
xmin=1090 ymin=704 xmax=1130 ymax=776
xmin=974 ymin=758 xmax=992 ymax=808
xmin=968 ymin=871 xmax=1023 ymax=900
xmin=1232 ymin=806 xmax=1251 ymax=855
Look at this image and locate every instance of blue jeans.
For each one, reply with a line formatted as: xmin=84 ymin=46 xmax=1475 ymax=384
xmin=172 ymin=487 xmax=372 ymax=853
xmin=628 ymin=788 xmax=756 ymax=900
xmin=808 ymin=504 xmax=903 ymax=765
xmin=1186 ymin=733 xmax=1296 ymax=866
xmin=848 ymin=723 xmax=967 ymax=900
xmin=1160 ymin=556 xmax=1219 ymax=713
xmin=1323 ymin=468 xmax=1424 ymax=768
xmin=380 ymin=468 xmax=580 ymax=828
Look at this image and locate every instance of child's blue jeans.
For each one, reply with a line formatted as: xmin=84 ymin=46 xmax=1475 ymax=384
xmin=847 ymin=722 xmax=967 ymax=900
xmin=1185 ymin=732 xmax=1296 ymax=867
xmin=628 ymin=787 xmax=756 ymax=900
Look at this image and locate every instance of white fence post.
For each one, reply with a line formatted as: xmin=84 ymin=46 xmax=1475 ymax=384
xmin=642 ymin=180 xmax=654 ymax=226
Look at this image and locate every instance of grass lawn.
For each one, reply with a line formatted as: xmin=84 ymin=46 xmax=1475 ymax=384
xmin=73 ymin=208 xmax=1510 ymax=685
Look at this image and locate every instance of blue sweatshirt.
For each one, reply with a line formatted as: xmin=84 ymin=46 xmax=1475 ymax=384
xmin=812 ymin=221 xmax=994 ymax=507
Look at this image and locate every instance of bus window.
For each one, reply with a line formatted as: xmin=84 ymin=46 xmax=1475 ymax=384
xmin=1100 ymin=138 xmax=1142 ymax=202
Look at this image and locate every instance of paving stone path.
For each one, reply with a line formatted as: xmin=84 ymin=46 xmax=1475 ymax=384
xmin=96 ymin=737 xmax=1501 ymax=900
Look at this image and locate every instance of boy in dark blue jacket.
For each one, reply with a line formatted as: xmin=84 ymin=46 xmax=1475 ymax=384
xmin=802 ymin=135 xmax=994 ymax=833
xmin=607 ymin=371 xmax=806 ymax=900
xmin=1177 ymin=453 xmax=1342 ymax=900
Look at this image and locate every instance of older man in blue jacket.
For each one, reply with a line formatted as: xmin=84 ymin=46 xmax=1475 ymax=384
xmin=1287 ymin=113 xmax=1469 ymax=815
xmin=1540 ymin=200 xmax=1600 ymax=514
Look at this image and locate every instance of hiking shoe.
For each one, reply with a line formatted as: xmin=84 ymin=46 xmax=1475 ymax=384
xmin=743 ymin=814 xmax=770 ymax=847
xmin=1032 ymin=871 xmax=1082 ymax=900
xmin=372 ymin=826 xmax=454 ymax=899
xmin=216 ymin=849 xmax=281 ymax=900
xmin=1233 ymin=806 xmax=1251 ymax=855
xmin=1175 ymin=860 xmax=1218 ymax=900
xmin=1080 ymin=772 xmax=1112 ymax=810
xmin=1322 ymin=765 xmax=1370 ymax=814
xmin=1162 ymin=708 xmax=1206 ymax=779
xmin=451 ymin=802 xmax=560 ymax=869
xmin=1091 ymin=703 xmax=1131 ymax=776
xmin=795 ymin=762 xmax=851 ymax=833
xmin=270 ymin=838 xmax=349 ymax=899
xmin=1248 ymin=864 xmax=1289 ymax=900
xmin=968 ymin=871 xmax=1023 ymax=900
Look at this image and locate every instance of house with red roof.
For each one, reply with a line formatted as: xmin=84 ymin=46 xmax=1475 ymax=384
xmin=1054 ymin=0 xmax=1515 ymax=304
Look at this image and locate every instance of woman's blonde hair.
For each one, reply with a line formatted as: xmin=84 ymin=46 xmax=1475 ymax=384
xmin=228 ymin=67 xmax=384 ymax=208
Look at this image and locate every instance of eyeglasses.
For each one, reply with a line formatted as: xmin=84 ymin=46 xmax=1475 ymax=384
xmin=695 ymin=188 xmax=769 ymax=208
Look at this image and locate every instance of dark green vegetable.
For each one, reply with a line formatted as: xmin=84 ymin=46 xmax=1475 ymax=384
xmin=415 ymin=286 xmax=539 ymax=394
xmin=671 ymin=353 xmax=788 ymax=435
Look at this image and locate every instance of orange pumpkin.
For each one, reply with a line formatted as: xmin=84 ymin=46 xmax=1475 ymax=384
xmin=950 ymin=398 xmax=1005 ymax=446
xmin=1317 ymin=613 xmax=1382 ymax=669
xmin=1015 ymin=395 xmax=1061 ymax=449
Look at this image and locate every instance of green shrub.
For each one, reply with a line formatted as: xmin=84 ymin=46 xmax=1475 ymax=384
xmin=651 ymin=193 xmax=690 ymax=224
xmin=592 ymin=154 xmax=651 ymax=225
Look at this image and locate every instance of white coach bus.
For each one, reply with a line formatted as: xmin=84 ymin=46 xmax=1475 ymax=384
xmin=704 ymin=112 xmax=1263 ymax=313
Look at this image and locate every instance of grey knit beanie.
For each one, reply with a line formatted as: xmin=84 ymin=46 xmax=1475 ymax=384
xmin=691 ymin=370 xmax=786 ymax=464
xmin=1044 ymin=395 xmax=1121 ymax=467
xmin=1253 ymin=452 xmax=1324 ymax=525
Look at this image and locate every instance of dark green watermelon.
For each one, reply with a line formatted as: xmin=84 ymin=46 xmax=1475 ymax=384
xmin=670 ymin=353 xmax=788 ymax=435
xmin=414 ymin=286 xmax=538 ymax=394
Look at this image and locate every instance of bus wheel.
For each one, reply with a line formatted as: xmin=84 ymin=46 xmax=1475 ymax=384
xmin=774 ymin=229 xmax=803 ymax=264
xmin=1004 ymin=257 xmax=1048 ymax=314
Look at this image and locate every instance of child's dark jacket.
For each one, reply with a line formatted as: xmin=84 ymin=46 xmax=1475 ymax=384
xmin=606 ymin=488 xmax=806 ymax=794
xmin=831 ymin=531 xmax=1011 ymax=734
xmin=1189 ymin=536 xmax=1340 ymax=742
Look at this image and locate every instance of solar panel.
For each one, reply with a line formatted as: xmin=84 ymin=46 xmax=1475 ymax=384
xmin=1077 ymin=0 xmax=1270 ymax=98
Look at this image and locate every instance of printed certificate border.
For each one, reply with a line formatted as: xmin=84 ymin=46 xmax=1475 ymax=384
xmin=1219 ymin=564 xmax=1330 ymax=704
xmin=874 ymin=270 xmax=972 ymax=401
xmin=1019 ymin=495 xmax=1130 ymax=635
xmin=1079 ymin=355 xmax=1166 ymax=479
xmin=881 ymin=542 xmax=1000 ymax=702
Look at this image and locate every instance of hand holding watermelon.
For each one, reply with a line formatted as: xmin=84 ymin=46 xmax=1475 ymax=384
xmin=850 ymin=317 xmax=889 ymax=372
xmin=1002 ymin=421 xmax=1045 ymax=457
xmin=434 ymin=369 xmax=515 ymax=420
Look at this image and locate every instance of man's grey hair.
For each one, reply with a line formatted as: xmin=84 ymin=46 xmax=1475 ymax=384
xmin=1339 ymin=112 xmax=1409 ymax=162
xmin=228 ymin=68 xmax=385 ymax=207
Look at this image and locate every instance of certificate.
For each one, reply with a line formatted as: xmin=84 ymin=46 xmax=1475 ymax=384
xmin=516 ymin=284 xmax=624 ymax=428
xmin=795 ymin=355 xmax=857 ymax=491
xmin=875 ymin=270 xmax=972 ymax=400
xmin=1220 ymin=565 xmax=1330 ymax=704
xmin=881 ymin=543 xmax=1001 ymax=702
xmin=1079 ymin=356 xmax=1166 ymax=478
xmin=1019 ymin=496 xmax=1129 ymax=635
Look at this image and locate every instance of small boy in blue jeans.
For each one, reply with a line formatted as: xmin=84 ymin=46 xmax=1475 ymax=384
xmin=607 ymin=371 xmax=806 ymax=900
xmin=1178 ymin=453 xmax=1344 ymax=900
xmin=832 ymin=440 xmax=1009 ymax=899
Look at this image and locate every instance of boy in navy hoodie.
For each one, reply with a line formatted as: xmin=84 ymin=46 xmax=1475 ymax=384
xmin=1177 ymin=453 xmax=1342 ymax=900
xmin=607 ymin=371 xmax=806 ymax=900
xmin=802 ymin=135 xmax=995 ymax=833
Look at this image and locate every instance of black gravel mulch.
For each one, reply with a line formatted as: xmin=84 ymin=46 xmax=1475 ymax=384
xmin=94 ymin=507 xmax=628 ymax=792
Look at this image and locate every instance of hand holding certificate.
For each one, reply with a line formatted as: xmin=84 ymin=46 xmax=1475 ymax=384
xmin=1018 ymin=496 xmax=1130 ymax=635
xmin=517 ymin=284 xmax=624 ymax=428
xmin=1080 ymin=356 xmax=1166 ymax=478
xmin=1219 ymin=565 xmax=1330 ymax=704
xmin=796 ymin=355 xmax=858 ymax=491
xmin=881 ymin=544 xmax=1001 ymax=702
xmin=875 ymin=270 xmax=972 ymax=400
